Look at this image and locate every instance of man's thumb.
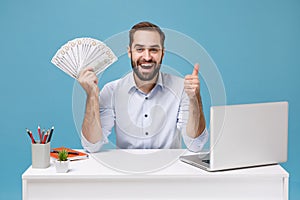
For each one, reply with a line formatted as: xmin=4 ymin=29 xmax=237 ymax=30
xmin=192 ymin=63 xmax=199 ymax=76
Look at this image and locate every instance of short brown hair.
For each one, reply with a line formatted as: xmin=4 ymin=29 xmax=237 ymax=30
xmin=129 ymin=21 xmax=165 ymax=48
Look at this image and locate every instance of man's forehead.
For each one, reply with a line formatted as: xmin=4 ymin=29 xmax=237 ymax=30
xmin=132 ymin=30 xmax=162 ymax=47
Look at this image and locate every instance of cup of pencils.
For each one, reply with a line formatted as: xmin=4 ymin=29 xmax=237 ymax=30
xmin=26 ymin=126 xmax=54 ymax=168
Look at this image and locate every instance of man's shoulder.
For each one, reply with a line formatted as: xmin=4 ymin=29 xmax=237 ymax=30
xmin=165 ymin=72 xmax=183 ymax=79
xmin=161 ymin=72 xmax=184 ymax=89
xmin=102 ymin=79 xmax=119 ymax=91
xmin=102 ymin=72 xmax=132 ymax=90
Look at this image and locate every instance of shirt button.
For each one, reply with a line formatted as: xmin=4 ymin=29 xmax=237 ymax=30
xmin=145 ymin=97 xmax=148 ymax=100
xmin=145 ymin=132 xmax=149 ymax=135
xmin=144 ymin=114 xmax=148 ymax=117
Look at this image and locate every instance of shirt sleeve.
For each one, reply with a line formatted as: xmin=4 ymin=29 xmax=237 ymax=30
xmin=177 ymin=89 xmax=209 ymax=152
xmin=81 ymin=131 xmax=108 ymax=153
xmin=80 ymin=82 xmax=116 ymax=153
xmin=182 ymin=128 xmax=209 ymax=152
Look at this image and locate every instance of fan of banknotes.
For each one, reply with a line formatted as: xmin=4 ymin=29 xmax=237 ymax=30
xmin=51 ymin=37 xmax=117 ymax=79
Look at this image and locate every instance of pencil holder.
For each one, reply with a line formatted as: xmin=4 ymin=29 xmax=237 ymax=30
xmin=31 ymin=142 xmax=50 ymax=168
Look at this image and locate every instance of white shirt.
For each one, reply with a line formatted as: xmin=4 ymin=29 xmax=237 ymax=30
xmin=81 ymin=72 xmax=208 ymax=152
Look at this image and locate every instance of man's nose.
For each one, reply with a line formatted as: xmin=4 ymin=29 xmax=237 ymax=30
xmin=143 ymin=49 xmax=152 ymax=61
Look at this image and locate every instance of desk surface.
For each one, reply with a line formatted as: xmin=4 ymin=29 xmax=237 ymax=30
xmin=22 ymin=149 xmax=289 ymax=200
xmin=23 ymin=149 xmax=288 ymax=178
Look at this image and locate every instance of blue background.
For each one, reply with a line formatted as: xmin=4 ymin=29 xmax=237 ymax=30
xmin=1 ymin=0 xmax=299 ymax=199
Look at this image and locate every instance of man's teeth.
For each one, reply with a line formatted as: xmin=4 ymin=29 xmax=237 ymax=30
xmin=141 ymin=63 xmax=153 ymax=67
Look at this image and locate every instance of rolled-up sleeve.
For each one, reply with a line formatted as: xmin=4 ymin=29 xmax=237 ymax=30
xmin=182 ymin=128 xmax=209 ymax=152
xmin=81 ymin=131 xmax=108 ymax=153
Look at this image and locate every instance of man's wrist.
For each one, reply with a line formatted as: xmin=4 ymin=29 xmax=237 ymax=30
xmin=87 ymin=89 xmax=99 ymax=99
xmin=189 ymin=93 xmax=201 ymax=105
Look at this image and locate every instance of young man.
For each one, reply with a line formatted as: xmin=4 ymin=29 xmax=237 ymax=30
xmin=78 ymin=21 xmax=208 ymax=152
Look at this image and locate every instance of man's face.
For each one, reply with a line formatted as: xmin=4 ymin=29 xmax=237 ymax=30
xmin=128 ymin=30 xmax=164 ymax=82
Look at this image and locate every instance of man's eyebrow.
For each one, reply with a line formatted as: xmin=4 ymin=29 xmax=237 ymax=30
xmin=133 ymin=44 xmax=161 ymax=48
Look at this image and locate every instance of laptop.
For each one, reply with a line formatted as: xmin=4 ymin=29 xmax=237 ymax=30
xmin=179 ymin=101 xmax=288 ymax=171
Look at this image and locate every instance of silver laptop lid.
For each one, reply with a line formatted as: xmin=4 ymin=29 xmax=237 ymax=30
xmin=209 ymin=101 xmax=288 ymax=171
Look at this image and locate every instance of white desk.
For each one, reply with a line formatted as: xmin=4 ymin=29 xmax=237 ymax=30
xmin=22 ymin=149 xmax=289 ymax=200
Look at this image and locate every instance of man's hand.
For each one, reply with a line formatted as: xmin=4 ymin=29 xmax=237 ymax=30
xmin=78 ymin=67 xmax=99 ymax=96
xmin=184 ymin=63 xmax=200 ymax=100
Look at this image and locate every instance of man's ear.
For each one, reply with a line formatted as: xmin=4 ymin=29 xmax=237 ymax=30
xmin=127 ymin=46 xmax=131 ymax=58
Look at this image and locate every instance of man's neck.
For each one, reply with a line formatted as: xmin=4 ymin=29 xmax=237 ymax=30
xmin=133 ymin=73 xmax=158 ymax=94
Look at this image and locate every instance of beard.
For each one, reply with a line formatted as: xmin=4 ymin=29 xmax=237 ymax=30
xmin=131 ymin=57 xmax=162 ymax=82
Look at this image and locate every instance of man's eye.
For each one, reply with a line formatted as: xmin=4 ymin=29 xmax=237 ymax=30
xmin=150 ymin=48 xmax=159 ymax=53
xmin=136 ymin=48 xmax=143 ymax=52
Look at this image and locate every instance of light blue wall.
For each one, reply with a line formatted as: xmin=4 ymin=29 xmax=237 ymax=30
xmin=1 ymin=0 xmax=299 ymax=199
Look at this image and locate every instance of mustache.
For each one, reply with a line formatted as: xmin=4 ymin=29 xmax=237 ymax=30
xmin=138 ymin=59 xmax=156 ymax=64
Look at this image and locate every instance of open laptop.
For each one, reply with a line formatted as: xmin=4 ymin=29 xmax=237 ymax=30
xmin=179 ymin=101 xmax=288 ymax=171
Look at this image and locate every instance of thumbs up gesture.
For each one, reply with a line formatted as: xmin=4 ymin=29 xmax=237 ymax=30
xmin=184 ymin=63 xmax=200 ymax=100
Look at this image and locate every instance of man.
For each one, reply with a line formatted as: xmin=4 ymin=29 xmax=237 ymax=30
xmin=78 ymin=21 xmax=208 ymax=152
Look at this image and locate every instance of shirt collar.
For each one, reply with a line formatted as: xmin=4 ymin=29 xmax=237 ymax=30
xmin=127 ymin=71 xmax=164 ymax=93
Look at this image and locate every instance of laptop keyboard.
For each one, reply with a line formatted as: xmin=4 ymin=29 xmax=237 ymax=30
xmin=202 ymin=159 xmax=210 ymax=164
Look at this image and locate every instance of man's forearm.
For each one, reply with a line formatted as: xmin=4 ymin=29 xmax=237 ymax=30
xmin=82 ymin=93 xmax=103 ymax=143
xmin=186 ymin=95 xmax=206 ymax=138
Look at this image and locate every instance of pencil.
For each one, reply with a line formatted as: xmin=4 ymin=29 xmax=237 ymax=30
xmin=47 ymin=126 xmax=54 ymax=143
xmin=26 ymin=128 xmax=36 ymax=144
xmin=38 ymin=126 xmax=42 ymax=142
